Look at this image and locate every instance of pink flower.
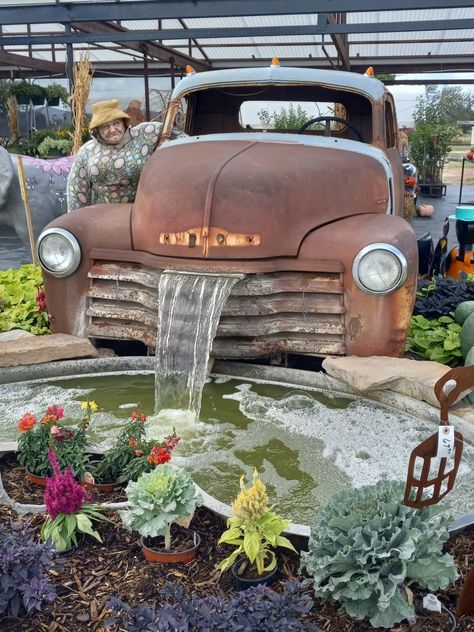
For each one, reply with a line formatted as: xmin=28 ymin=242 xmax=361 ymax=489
xmin=44 ymin=448 xmax=90 ymax=520
xmin=47 ymin=405 xmax=64 ymax=421
xmin=50 ymin=425 xmax=60 ymax=436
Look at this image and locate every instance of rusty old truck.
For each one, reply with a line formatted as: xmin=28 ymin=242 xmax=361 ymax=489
xmin=37 ymin=63 xmax=418 ymax=360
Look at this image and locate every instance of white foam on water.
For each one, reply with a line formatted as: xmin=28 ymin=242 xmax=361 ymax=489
xmin=226 ymin=382 xmax=474 ymax=515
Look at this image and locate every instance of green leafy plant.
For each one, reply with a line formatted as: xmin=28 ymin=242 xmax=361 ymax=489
xmin=0 ymin=264 xmax=50 ymax=334
xmin=257 ymin=103 xmax=310 ymax=130
xmin=45 ymin=83 xmax=69 ymax=105
xmin=16 ymin=401 xmax=96 ymax=478
xmin=300 ymin=480 xmax=458 ymax=629
xmin=119 ymin=465 xmax=202 ymax=551
xmin=37 ymin=136 xmax=72 ymax=157
xmin=91 ymin=410 xmax=180 ymax=484
xmin=40 ymin=448 xmax=107 ymax=552
xmin=217 ymin=469 xmax=297 ymax=576
xmin=406 ymin=314 xmax=462 ymax=366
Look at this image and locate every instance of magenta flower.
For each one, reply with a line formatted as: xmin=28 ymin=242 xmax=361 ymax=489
xmin=47 ymin=405 xmax=64 ymax=420
xmin=44 ymin=448 xmax=90 ymax=520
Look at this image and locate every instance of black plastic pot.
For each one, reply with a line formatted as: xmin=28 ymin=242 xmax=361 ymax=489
xmin=231 ymin=558 xmax=279 ymax=590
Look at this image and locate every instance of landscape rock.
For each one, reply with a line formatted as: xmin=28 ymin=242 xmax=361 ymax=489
xmin=0 ymin=333 xmax=98 ymax=367
xmin=0 ymin=329 xmax=36 ymax=343
xmin=322 ymin=356 xmax=451 ymax=408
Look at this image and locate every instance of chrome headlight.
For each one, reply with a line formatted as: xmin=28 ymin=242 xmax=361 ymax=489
xmin=352 ymin=243 xmax=408 ymax=295
xmin=36 ymin=228 xmax=81 ymax=278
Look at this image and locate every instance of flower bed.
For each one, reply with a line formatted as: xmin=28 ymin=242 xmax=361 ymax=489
xmin=0 ymin=455 xmax=473 ymax=632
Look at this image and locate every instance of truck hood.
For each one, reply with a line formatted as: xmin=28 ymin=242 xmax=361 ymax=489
xmin=132 ymin=134 xmax=392 ymax=259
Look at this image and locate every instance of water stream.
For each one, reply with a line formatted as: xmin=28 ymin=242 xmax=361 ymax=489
xmin=154 ymin=271 xmax=240 ymax=415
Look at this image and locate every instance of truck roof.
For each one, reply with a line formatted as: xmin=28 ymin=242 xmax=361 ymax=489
xmin=171 ymin=65 xmax=387 ymax=103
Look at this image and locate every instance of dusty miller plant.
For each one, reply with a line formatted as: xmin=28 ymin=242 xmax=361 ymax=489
xmin=300 ymin=479 xmax=458 ymax=629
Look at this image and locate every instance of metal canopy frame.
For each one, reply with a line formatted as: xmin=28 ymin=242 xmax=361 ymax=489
xmin=0 ymin=0 xmax=473 ymax=82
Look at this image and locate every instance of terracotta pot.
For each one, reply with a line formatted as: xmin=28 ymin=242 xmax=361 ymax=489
xmin=231 ymin=558 xmax=279 ymax=590
xmin=140 ymin=530 xmax=200 ymax=564
xmin=83 ymin=481 xmax=122 ymax=493
xmin=26 ymin=470 xmax=48 ymax=487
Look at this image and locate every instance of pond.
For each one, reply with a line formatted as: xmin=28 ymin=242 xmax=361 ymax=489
xmin=1 ymin=371 xmax=473 ymax=525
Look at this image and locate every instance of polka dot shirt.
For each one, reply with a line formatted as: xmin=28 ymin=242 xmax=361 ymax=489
xmin=67 ymin=122 xmax=162 ymax=211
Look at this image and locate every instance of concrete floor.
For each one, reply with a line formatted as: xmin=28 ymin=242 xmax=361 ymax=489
xmin=1 ymin=183 xmax=474 ymax=271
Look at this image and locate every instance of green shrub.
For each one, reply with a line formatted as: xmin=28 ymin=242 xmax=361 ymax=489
xmin=37 ymin=136 xmax=72 ymax=157
xmin=300 ymin=480 xmax=458 ymax=629
xmin=0 ymin=264 xmax=50 ymax=334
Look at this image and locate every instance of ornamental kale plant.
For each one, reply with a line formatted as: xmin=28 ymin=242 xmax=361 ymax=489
xmin=106 ymin=581 xmax=317 ymax=631
xmin=92 ymin=409 xmax=180 ymax=485
xmin=16 ymin=401 xmax=95 ymax=478
xmin=119 ymin=465 xmax=201 ymax=550
xmin=40 ymin=449 xmax=107 ymax=552
xmin=300 ymin=480 xmax=458 ymax=629
xmin=0 ymin=522 xmax=57 ymax=617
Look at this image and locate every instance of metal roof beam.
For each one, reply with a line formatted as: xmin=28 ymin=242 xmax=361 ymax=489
xmin=326 ymin=13 xmax=350 ymax=71
xmin=1 ymin=0 xmax=473 ymax=25
xmin=0 ymin=50 xmax=64 ymax=73
xmin=2 ymin=19 xmax=474 ymax=47
xmin=72 ymin=21 xmax=210 ymax=70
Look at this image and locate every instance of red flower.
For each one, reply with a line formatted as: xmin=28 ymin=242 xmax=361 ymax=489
xmin=147 ymin=445 xmax=171 ymax=465
xmin=18 ymin=412 xmax=37 ymax=433
xmin=135 ymin=449 xmax=144 ymax=457
xmin=139 ymin=412 xmax=147 ymax=422
xmin=130 ymin=411 xmax=138 ymax=421
xmin=128 ymin=437 xmax=136 ymax=447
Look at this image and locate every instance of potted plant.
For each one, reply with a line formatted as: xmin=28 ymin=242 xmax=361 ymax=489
xmin=16 ymin=401 xmax=96 ymax=483
xmin=89 ymin=410 xmax=180 ymax=490
xmin=119 ymin=464 xmax=202 ymax=564
xmin=40 ymin=448 xmax=108 ymax=552
xmin=45 ymin=83 xmax=69 ymax=106
xmin=409 ymin=87 xmax=457 ymax=197
xmin=216 ymin=469 xmax=297 ymax=589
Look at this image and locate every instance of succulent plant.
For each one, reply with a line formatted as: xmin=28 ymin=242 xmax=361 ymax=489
xmin=300 ymin=479 xmax=458 ymax=629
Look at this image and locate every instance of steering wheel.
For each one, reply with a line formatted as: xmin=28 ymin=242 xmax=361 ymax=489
xmin=298 ymin=115 xmax=363 ymax=141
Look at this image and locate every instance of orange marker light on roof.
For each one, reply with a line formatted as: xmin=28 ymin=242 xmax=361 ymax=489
xmin=364 ymin=66 xmax=375 ymax=77
xmin=186 ymin=65 xmax=196 ymax=76
xmin=270 ymin=57 xmax=280 ymax=67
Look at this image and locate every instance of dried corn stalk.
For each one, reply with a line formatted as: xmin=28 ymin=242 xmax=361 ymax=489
xmin=71 ymin=53 xmax=94 ymax=155
xmin=6 ymin=95 xmax=19 ymax=145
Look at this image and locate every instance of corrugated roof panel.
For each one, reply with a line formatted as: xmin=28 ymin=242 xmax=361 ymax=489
xmin=349 ymin=8 xmax=474 ymax=21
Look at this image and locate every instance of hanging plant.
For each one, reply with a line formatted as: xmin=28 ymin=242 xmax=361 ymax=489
xmin=45 ymin=83 xmax=70 ymax=106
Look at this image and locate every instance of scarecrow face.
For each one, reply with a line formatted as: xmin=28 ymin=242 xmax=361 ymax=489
xmin=98 ymin=118 xmax=126 ymax=144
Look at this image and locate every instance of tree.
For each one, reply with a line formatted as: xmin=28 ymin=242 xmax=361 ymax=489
xmin=437 ymin=86 xmax=474 ymax=125
xmin=409 ymin=87 xmax=458 ymax=184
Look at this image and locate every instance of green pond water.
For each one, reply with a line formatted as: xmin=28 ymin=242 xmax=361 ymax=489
xmin=1 ymin=372 xmax=473 ymax=524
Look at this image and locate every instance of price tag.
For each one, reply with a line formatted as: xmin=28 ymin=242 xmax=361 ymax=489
xmin=436 ymin=426 xmax=454 ymax=458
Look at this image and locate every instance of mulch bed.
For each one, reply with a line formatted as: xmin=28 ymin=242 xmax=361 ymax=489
xmin=0 ymin=453 xmax=473 ymax=632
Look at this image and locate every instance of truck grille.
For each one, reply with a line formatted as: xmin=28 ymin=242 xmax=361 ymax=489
xmin=86 ymin=262 xmax=346 ymax=358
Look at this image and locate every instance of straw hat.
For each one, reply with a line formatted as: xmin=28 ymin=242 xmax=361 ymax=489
xmin=89 ymin=99 xmax=130 ymax=131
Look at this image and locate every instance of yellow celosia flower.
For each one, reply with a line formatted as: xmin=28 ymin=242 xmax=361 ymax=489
xmin=231 ymin=469 xmax=269 ymax=526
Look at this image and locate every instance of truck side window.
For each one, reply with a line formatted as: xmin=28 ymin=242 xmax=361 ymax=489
xmin=385 ymin=99 xmax=396 ymax=148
